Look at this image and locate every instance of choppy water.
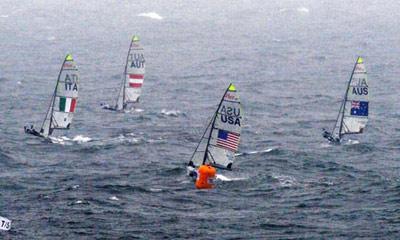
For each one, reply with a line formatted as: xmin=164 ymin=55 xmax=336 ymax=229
xmin=1 ymin=0 xmax=400 ymax=239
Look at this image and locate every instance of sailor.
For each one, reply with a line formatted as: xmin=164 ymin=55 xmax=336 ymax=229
xmin=195 ymin=164 xmax=216 ymax=189
xmin=187 ymin=161 xmax=198 ymax=182
xmin=100 ymin=103 xmax=116 ymax=111
xmin=322 ymin=128 xmax=340 ymax=143
xmin=24 ymin=125 xmax=41 ymax=136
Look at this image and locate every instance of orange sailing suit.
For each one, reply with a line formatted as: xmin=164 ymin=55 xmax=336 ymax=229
xmin=195 ymin=164 xmax=216 ymax=189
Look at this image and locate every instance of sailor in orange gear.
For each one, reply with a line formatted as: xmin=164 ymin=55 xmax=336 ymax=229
xmin=195 ymin=164 xmax=217 ymax=189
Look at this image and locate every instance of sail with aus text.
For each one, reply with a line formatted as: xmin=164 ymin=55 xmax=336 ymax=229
xmin=25 ymin=54 xmax=79 ymax=138
xmin=323 ymin=57 xmax=368 ymax=142
xmin=113 ymin=35 xmax=145 ymax=110
xmin=189 ymin=84 xmax=242 ymax=170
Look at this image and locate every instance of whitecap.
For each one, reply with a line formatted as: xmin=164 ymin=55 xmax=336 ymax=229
xmin=161 ymin=109 xmax=181 ymax=117
xmin=149 ymin=188 xmax=162 ymax=192
xmin=49 ymin=136 xmax=69 ymax=145
xmin=297 ymin=7 xmax=310 ymax=13
xmin=235 ymin=148 xmax=274 ymax=156
xmin=47 ymin=36 xmax=56 ymax=41
xmin=138 ymin=12 xmax=163 ymax=20
xmin=109 ymin=196 xmax=119 ymax=201
xmin=72 ymin=135 xmax=92 ymax=143
xmin=216 ymin=174 xmax=247 ymax=182
xmin=345 ymin=139 xmax=360 ymax=145
xmin=0 ymin=15 xmax=9 ymax=18
xmin=272 ymin=174 xmax=296 ymax=187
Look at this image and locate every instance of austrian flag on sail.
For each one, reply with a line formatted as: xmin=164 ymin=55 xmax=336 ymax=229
xmin=128 ymin=74 xmax=144 ymax=88
xmin=59 ymin=97 xmax=77 ymax=113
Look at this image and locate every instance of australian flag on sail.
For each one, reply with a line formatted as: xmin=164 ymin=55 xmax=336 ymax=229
xmin=350 ymin=101 xmax=368 ymax=116
xmin=216 ymin=129 xmax=240 ymax=152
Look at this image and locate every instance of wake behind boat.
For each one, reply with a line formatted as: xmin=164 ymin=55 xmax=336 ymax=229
xmin=323 ymin=57 xmax=369 ymax=143
xmin=102 ymin=35 xmax=145 ymax=111
xmin=24 ymin=54 xmax=79 ymax=138
xmin=188 ymin=83 xmax=242 ymax=189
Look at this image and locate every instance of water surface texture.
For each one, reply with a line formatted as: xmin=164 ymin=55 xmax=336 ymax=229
xmin=1 ymin=0 xmax=400 ymax=239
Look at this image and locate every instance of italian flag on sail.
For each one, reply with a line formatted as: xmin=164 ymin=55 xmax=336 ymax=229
xmin=59 ymin=97 xmax=77 ymax=113
xmin=128 ymin=74 xmax=144 ymax=88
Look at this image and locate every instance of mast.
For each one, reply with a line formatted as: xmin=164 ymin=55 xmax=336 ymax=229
xmin=337 ymin=57 xmax=361 ymax=139
xmin=202 ymin=84 xmax=232 ymax=165
xmin=121 ymin=38 xmax=135 ymax=109
xmin=40 ymin=56 xmax=68 ymax=136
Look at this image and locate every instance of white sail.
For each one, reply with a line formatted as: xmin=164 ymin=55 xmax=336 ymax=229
xmin=339 ymin=57 xmax=368 ymax=136
xmin=189 ymin=84 xmax=242 ymax=170
xmin=124 ymin=35 xmax=145 ymax=104
xmin=40 ymin=54 xmax=79 ymax=137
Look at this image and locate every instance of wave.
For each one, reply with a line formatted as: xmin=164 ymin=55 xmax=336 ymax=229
xmin=124 ymin=108 xmax=144 ymax=113
xmin=297 ymin=7 xmax=310 ymax=13
xmin=272 ymin=174 xmax=297 ymax=187
xmin=160 ymin=109 xmax=182 ymax=117
xmin=279 ymin=7 xmax=310 ymax=14
xmin=138 ymin=12 xmax=163 ymax=20
xmin=216 ymin=174 xmax=248 ymax=182
xmin=49 ymin=135 xmax=92 ymax=145
xmin=344 ymin=139 xmax=360 ymax=145
xmin=235 ymin=148 xmax=275 ymax=156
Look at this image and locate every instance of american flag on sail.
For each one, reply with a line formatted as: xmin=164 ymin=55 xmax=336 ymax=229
xmin=216 ymin=129 xmax=240 ymax=152
xmin=128 ymin=74 xmax=144 ymax=88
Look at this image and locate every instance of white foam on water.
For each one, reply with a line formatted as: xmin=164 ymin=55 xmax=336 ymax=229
xmin=49 ymin=135 xmax=91 ymax=144
xmin=149 ymin=188 xmax=163 ymax=192
xmin=109 ymin=196 xmax=119 ymax=201
xmin=272 ymin=174 xmax=297 ymax=187
xmin=0 ymin=15 xmax=9 ymax=18
xmin=161 ymin=109 xmax=181 ymax=117
xmin=216 ymin=174 xmax=247 ymax=182
xmin=297 ymin=7 xmax=310 ymax=13
xmin=49 ymin=136 xmax=70 ymax=145
xmin=138 ymin=12 xmax=163 ymax=20
xmin=47 ymin=36 xmax=56 ymax=41
xmin=72 ymin=135 xmax=92 ymax=143
xmin=134 ymin=108 xmax=144 ymax=112
xmin=345 ymin=139 xmax=360 ymax=145
xmin=235 ymin=148 xmax=274 ymax=156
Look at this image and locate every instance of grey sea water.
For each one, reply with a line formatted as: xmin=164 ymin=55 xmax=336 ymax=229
xmin=1 ymin=0 xmax=400 ymax=239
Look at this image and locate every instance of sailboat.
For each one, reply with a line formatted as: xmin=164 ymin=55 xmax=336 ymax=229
xmin=322 ymin=57 xmax=369 ymax=143
xmin=188 ymin=83 xmax=242 ymax=174
xmin=102 ymin=35 xmax=145 ymax=111
xmin=24 ymin=54 xmax=79 ymax=138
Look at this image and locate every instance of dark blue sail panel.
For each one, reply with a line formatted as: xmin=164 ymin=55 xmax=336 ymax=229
xmin=350 ymin=101 xmax=368 ymax=116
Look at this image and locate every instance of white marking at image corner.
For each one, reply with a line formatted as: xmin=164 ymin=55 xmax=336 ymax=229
xmin=0 ymin=216 xmax=11 ymax=231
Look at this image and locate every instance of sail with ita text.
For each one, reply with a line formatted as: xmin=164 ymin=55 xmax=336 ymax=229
xmin=24 ymin=54 xmax=79 ymax=138
xmin=188 ymin=83 xmax=242 ymax=170
xmin=102 ymin=35 xmax=145 ymax=111
xmin=322 ymin=57 xmax=369 ymax=143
